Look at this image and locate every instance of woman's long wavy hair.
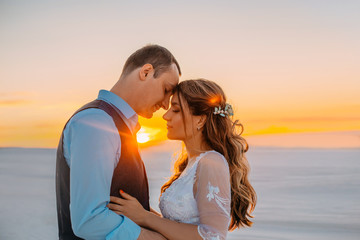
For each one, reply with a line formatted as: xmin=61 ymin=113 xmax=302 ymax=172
xmin=160 ymin=79 xmax=257 ymax=230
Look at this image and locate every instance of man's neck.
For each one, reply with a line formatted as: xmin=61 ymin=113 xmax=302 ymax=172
xmin=110 ymin=77 xmax=138 ymax=113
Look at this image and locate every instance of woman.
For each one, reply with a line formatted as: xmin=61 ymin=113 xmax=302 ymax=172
xmin=108 ymin=79 xmax=256 ymax=240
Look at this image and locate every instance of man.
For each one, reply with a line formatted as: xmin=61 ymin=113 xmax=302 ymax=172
xmin=56 ymin=44 xmax=181 ymax=239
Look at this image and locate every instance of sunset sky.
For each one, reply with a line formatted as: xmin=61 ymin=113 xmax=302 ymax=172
xmin=1 ymin=0 xmax=359 ymax=148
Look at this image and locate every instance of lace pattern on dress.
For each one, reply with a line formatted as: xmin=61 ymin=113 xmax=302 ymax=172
xmin=158 ymin=152 xmax=209 ymax=224
xmin=159 ymin=150 xmax=231 ymax=240
xmin=206 ymin=182 xmax=230 ymax=217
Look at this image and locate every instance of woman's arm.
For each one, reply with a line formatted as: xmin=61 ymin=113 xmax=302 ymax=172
xmin=143 ymin=212 xmax=202 ymax=240
xmin=138 ymin=227 xmax=167 ymax=240
xmin=150 ymin=207 xmax=162 ymax=217
xmin=108 ymin=191 xmax=202 ymax=240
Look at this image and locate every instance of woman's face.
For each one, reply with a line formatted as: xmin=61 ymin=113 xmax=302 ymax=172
xmin=163 ymin=93 xmax=197 ymax=141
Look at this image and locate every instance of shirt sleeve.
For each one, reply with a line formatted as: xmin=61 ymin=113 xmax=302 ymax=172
xmin=64 ymin=109 xmax=141 ymax=240
xmin=194 ymin=152 xmax=231 ymax=240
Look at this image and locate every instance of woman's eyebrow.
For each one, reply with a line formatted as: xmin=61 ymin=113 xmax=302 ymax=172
xmin=171 ymin=102 xmax=179 ymax=106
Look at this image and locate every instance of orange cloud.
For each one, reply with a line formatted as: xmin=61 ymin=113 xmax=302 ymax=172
xmin=246 ymin=131 xmax=360 ymax=148
xmin=0 ymin=91 xmax=36 ymax=107
xmin=0 ymin=100 xmax=33 ymax=106
xmin=0 ymin=91 xmax=35 ymax=97
xmin=248 ymin=117 xmax=360 ymax=123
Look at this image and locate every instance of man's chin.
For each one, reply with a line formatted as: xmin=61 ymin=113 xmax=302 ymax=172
xmin=139 ymin=111 xmax=153 ymax=119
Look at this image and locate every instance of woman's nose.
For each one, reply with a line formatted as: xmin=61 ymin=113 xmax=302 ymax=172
xmin=163 ymin=110 xmax=170 ymax=121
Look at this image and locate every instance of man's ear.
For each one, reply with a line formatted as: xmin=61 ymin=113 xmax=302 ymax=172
xmin=139 ymin=64 xmax=154 ymax=81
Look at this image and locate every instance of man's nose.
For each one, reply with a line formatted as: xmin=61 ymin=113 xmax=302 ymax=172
xmin=161 ymin=96 xmax=170 ymax=110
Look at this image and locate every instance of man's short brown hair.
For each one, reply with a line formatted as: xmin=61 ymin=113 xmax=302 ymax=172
xmin=121 ymin=44 xmax=181 ymax=78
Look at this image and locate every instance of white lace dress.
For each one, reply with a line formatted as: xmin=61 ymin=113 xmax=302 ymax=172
xmin=159 ymin=150 xmax=231 ymax=240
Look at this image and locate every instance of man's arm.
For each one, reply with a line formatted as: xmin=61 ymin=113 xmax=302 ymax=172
xmin=64 ymin=109 xmax=140 ymax=239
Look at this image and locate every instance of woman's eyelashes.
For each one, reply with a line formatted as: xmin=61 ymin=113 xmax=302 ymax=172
xmin=172 ymin=107 xmax=180 ymax=113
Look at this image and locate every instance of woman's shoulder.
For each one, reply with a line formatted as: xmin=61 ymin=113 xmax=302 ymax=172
xmin=195 ymin=150 xmax=231 ymax=190
xmin=197 ymin=150 xmax=229 ymax=170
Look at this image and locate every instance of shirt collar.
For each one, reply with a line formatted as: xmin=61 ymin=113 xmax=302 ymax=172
xmin=97 ymin=89 xmax=138 ymax=122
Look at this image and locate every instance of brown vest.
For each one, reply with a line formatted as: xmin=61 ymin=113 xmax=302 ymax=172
xmin=55 ymin=100 xmax=149 ymax=240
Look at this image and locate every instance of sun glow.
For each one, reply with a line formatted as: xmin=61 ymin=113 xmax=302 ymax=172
xmin=136 ymin=126 xmax=162 ymax=144
xmin=137 ymin=132 xmax=150 ymax=143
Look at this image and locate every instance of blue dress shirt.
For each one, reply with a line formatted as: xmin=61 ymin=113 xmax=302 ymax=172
xmin=63 ymin=90 xmax=141 ymax=239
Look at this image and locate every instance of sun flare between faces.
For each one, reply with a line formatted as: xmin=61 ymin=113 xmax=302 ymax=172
xmin=137 ymin=132 xmax=150 ymax=143
xmin=135 ymin=126 xmax=163 ymax=146
xmin=136 ymin=127 xmax=158 ymax=144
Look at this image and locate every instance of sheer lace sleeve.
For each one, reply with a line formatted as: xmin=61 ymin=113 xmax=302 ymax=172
xmin=194 ymin=151 xmax=231 ymax=240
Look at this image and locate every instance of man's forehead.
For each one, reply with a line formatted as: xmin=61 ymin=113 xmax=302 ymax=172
xmin=164 ymin=77 xmax=178 ymax=88
xmin=170 ymin=61 xmax=181 ymax=77
xmin=170 ymin=63 xmax=180 ymax=84
xmin=163 ymin=64 xmax=180 ymax=87
xmin=169 ymin=82 xmax=178 ymax=89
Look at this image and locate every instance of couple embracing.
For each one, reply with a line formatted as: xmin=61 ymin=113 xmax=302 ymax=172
xmin=56 ymin=45 xmax=256 ymax=240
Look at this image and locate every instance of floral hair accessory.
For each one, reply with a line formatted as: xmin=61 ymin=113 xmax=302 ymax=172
xmin=213 ymin=103 xmax=234 ymax=117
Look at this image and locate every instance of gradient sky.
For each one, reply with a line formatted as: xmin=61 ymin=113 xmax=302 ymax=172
xmin=1 ymin=0 xmax=359 ymax=148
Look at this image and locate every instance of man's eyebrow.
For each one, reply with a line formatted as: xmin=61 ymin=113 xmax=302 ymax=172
xmin=165 ymin=83 xmax=177 ymax=91
xmin=170 ymin=83 xmax=177 ymax=89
